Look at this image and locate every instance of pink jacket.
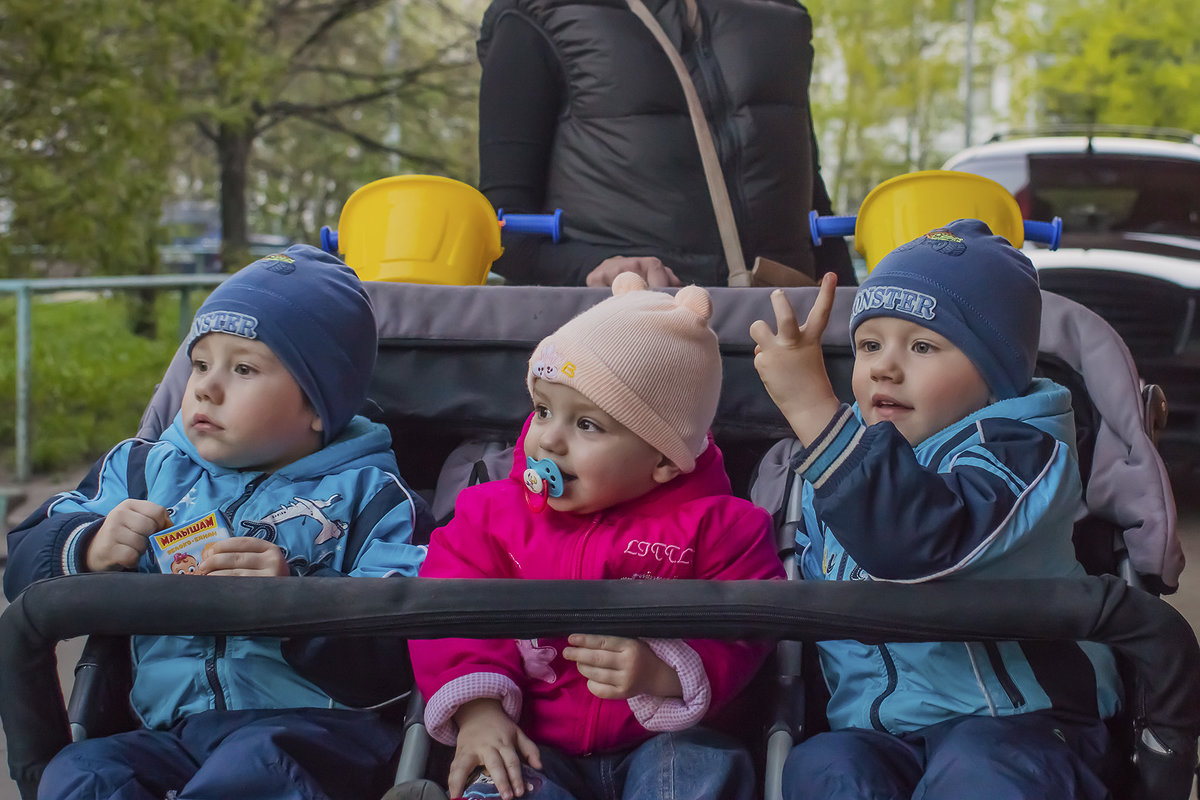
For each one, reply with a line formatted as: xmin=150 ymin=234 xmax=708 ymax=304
xmin=410 ymin=427 xmax=784 ymax=756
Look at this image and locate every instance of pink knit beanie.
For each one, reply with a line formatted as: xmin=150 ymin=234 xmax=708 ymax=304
xmin=526 ymin=272 xmax=721 ymax=472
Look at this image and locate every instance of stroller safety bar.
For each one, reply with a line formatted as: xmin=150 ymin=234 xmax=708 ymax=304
xmin=1 ymin=573 xmax=1197 ymax=800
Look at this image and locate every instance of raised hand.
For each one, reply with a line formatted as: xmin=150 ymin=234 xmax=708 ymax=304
xmin=748 ymin=272 xmax=842 ymax=446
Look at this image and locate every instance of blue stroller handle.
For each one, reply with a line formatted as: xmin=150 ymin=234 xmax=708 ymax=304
xmin=807 ymin=210 xmax=1062 ymax=251
xmin=1022 ymin=218 xmax=1063 ymax=250
xmin=497 ymin=209 xmax=563 ymax=243
xmin=320 ymin=209 xmax=564 ymax=255
xmin=808 ymin=212 xmax=856 ymax=247
xmin=320 ymin=225 xmax=339 ymax=254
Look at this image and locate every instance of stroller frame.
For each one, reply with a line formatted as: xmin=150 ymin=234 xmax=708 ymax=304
xmin=1 ymin=283 xmax=1196 ymax=800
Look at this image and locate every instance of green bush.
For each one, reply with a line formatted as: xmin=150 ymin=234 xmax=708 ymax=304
xmin=0 ymin=290 xmax=203 ymax=475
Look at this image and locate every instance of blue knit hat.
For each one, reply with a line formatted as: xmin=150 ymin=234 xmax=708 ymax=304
xmin=186 ymin=243 xmax=377 ymax=443
xmin=849 ymin=219 xmax=1041 ymax=400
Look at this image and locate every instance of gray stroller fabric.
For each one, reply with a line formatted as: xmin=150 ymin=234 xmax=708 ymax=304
xmin=141 ymin=284 xmax=1179 ymax=588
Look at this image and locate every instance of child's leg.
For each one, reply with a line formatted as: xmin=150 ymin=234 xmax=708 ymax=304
xmin=175 ymin=708 xmax=403 ymax=800
xmin=916 ymin=712 xmax=1111 ymax=800
xmin=620 ymin=728 xmax=756 ymax=800
xmin=37 ymin=729 xmax=199 ymax=800
xmin=458 ymin=763 xmax=578 ymax=800
xmin=781 ymin=728 xmax=921 ymax=800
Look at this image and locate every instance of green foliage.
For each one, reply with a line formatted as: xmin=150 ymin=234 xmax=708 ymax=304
xmin=1029 ymin=0 xmax=1200 ymax=132
xmin=0 ymin=0 xmax=180 ymax=278
xmin=0 ymin=292 xmax=196 ymax=473
xmin=0 ymin=0 xmax=484 ymax=281
xmin=807 ymin=0 xmax=995 ymax=212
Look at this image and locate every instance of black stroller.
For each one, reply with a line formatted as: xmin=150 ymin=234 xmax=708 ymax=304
xmin=1 ymin=282 xmax=1197 ymax=800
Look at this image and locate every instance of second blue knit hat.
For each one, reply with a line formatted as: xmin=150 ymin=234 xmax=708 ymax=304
xmin=849 ymin=219 xmax=1041 ymax=400
xmin=186 ymin=244 xmax=377 ymax=443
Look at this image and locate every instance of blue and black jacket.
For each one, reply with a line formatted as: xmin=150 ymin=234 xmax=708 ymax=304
xmin=792 ymin=379 xmax=1122 ymax=734
xmin=4 ymin=413 xmax=429 ymax=729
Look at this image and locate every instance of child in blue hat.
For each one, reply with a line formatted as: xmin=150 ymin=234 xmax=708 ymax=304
xmin=4 ymin=244 xmax=430 ymax=800
xmin=751 ymin=219 xmax=1121 ymax=799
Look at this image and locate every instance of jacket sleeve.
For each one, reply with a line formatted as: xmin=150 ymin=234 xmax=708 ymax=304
xmin=3 ymin=439 xmax=155 ymax=599
xmin=408 ymin=492 xmax=528 ymax=744
xmin=281 ymin=469 xmax=431 ymax=705
xmin=477 ymin=13 xmax=619 ymax=286
xmin=629 ymin=501 xmax=784 ymax=731
xmin=795 ymin=405 xmax=1073 ymax=581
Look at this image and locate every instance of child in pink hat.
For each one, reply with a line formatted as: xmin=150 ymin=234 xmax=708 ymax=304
xmin=410 ymin=273 xmax=785 ymax=800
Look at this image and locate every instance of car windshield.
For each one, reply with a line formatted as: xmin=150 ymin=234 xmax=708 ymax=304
xmin=1022 ymin=154 xmax=1200 ymax=238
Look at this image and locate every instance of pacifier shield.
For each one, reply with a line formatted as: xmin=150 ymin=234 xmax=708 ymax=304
xmin=524 ymin=457 xmax=564 ymax=497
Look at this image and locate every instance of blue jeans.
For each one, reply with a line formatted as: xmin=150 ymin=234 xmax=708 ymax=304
xmin=37 ymin=708 xmax=403 ymax=800
xmin=463 ymin=727 xmax=755 ymax=800
xmin=781 ymin=711 xmax=1111 ymax=800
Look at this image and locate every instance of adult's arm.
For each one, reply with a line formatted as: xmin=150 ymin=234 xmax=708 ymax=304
xmin=478 ymin=14 xmax=619 ymax=285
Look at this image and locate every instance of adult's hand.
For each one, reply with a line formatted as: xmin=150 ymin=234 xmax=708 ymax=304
xmin=586 ymin=256 xmax=682 ymax=288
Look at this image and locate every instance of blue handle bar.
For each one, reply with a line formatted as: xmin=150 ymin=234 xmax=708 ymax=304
xmin=320 ymin=225 xmax=338 ymax=254
xmin=1023 ymin=218 xmax=1062 ymax=250
xmin=808 ymin=211 xmax=1062 ymax=251
xmin=497 ymin=209 xmax=562 ymax=243
xmin=808 ymin=211 xmax=856 ymax=247
xmin=319 ymin=210 xmax=564 ymax=256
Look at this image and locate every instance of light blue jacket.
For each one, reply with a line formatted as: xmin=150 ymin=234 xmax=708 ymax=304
xmin=4 ymin=413 xmax=428 ymax=729
xmin=793 ymin=379 xmax=1121 ymax=734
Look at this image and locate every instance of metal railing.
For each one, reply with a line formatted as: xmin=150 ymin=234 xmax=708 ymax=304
xmin=0 ymin=274 xmax=228 ymax=483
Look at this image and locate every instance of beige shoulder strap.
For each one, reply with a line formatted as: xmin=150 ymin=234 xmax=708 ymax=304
xmin=624 ymin=0 xmax=751 ymax=286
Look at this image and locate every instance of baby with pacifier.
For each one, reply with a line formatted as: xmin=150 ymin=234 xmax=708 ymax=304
xmin=409 ymin=273 xmax=784 ymax=800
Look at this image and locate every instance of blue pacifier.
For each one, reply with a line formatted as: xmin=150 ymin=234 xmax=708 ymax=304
xmin=523 ymin=456 xmax=564 ymax=513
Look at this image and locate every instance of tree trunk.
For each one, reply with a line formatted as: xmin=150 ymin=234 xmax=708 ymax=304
xmin=217 ymin=123 xmax=254 ymax=272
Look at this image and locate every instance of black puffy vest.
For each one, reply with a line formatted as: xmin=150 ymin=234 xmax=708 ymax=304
xmin=479 ymin=0 xmax=818 ymax=284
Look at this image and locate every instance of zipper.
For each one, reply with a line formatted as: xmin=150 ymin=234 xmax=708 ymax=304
xmin=868 ymin=645 xmax=900 ymax=732
xmin=834 ymin=552 xmax=849 ymax=581
xmin=220 ymin=473 xmax=268 ymax=532
xmin=573 ymin=514 xmax=604 ymax=752
xmin=205 ymin=472 xmax=266 ymax=710
xmin=205 ymin=636 xmax=228 ymax=711
xmin=686 ymin=15 xmax=749 ymax=274
xmin=571 ymin=516 xmax=602 ymax=579
xmin=583 ymin=684 xmax=603 ymax=753
xmin=983 ymin=642 xmax=1026 ymax=708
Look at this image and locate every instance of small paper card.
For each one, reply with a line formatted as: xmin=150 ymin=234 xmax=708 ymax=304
xmin=149 ymin=511 xmax=232 ymax=575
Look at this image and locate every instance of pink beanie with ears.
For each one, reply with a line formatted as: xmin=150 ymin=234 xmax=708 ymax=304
xmin=526 ymin=272 xmax=721 ymax=472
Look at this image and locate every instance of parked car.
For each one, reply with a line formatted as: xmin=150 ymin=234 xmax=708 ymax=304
xmin=944 ymin=128 xmax=1200 ymax=468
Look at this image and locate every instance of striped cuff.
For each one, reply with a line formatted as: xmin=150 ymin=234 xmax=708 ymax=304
xmin=61 ymin=520 xmax=103 ymax=575
xmin=424 ymin=672 xmax=523 ymax=746
xmin=790 ymin=405 xmax=866 ymax=490
xmin=627 ymin=638 xmax=710 ymax=731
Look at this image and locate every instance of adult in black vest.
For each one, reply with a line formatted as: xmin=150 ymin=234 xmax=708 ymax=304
xmin=478 ymin=0 xmax=854 ymax=288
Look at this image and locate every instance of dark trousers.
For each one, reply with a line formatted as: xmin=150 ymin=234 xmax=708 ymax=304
xmin=464 ymin=727 xmax=756 ymax=800
xmin=37 ymin=707 xmax=404 ymax=800
xmin=781 ymin=711 xmax=1111 ymax=800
